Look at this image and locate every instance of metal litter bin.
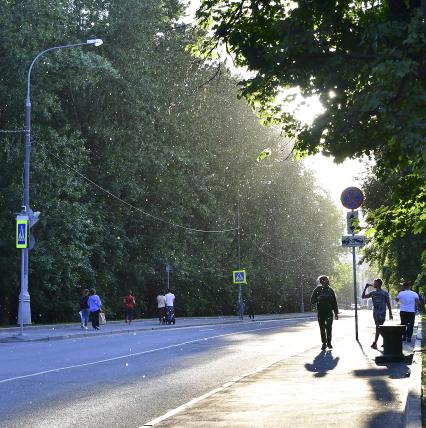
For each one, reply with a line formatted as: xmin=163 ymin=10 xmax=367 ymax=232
xmin=375 ymin=325 xmax=406 ymax=363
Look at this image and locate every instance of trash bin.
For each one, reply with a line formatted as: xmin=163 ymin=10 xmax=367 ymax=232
xmin=375 ymin=325 xmax=406 ymax=363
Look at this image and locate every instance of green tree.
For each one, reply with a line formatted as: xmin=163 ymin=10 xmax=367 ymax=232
xmin=195 ymin=0 xmax=426 ymax=284
xmin=0 ymin=0 xmax=344 ymax=324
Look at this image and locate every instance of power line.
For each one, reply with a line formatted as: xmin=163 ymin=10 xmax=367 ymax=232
xmin=39 ymin=144 xmax=238 ymax=234
xmin=0 ymin=129 xmax=25 ymax=133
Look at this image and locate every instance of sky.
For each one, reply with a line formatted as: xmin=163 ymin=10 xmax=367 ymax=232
xmin=302 ymin=155 xmax=369 ymax=210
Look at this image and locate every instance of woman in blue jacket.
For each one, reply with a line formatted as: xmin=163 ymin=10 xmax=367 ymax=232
xmin=88 ymin=288 xmax=102 ymax=330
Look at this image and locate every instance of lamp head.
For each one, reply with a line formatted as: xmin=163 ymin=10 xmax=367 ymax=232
xmin=86 ymin=39 xmax=103 ymax=47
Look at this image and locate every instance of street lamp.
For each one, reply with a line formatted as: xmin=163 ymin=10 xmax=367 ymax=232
xmin=18 ymin=39 xmax=103 ymax=334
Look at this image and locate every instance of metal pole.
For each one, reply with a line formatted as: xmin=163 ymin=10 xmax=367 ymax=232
xmin=237 ymin=203 xmax=242 ymax=319
xmin=17 ymin=40 xmax=103 ymax=331
xmin=18 ymin=89 xmax=32 ymax=329
xmin=351 ymin=209 xmax=359 ymax=341
xmin=300 ymin=281 xmax=304 ymax=313
xmin=19 ymin=252 xmax=25 ymax=335
xmin=167 ymin=270 xmax=170 ymax=291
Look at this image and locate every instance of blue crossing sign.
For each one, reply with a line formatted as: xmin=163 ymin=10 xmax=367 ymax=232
xmin=233 ymin=270 xmax=247 ymax=284
xmin=16 ymin=216 xmax=29 ymax=249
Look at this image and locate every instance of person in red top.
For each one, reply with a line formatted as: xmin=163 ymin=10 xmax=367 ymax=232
xmin=123 ymin=290 xmax=136 ymax=325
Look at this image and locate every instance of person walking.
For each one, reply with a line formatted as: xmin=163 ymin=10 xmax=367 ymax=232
xmin=362 ymin=278 xmax=393 ymax=349
xmin=246 ymin=295 xmax=255 ymax=320
xmin=88 ymin=288 xmax=102 ymax=330
xmin=123 ymin=290 xmax=136 ymax=325
xmin=79 ymin=289 xmax=90 ymax=330
xmin=396 ymin=281 xmax=419 ymax=342
xmin=310 ymin=275 xmax=339 ymax=350
xmin=157 ymin=292 xmax=166 ymax=324
xmin=164 ymin=290 xmax=175 ymax=324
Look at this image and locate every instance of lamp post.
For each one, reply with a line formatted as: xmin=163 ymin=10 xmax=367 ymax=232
xmin=18 ymin=39 xmax=103 ymax=333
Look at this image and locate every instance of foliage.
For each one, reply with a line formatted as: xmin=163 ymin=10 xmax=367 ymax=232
xmin=362 ymin=169 xmax=426 ymax=291
xmin=330 ymin=263 xmax=353 ymax=306
xmin=0 ymin=0 xmax=343 ymax=324
xmin=195 ymin=0 xmax=426 ymax=284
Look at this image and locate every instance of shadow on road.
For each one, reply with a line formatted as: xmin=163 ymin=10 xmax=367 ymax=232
xmin=304 ymin=350 xmax=340 ymax=378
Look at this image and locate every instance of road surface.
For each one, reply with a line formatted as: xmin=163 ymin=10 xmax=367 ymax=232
xmin=0 ymin=312 xmax=370 ymax=427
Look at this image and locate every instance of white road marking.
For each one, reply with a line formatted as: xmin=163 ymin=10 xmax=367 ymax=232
xmin=0 ymin=320 xmax=312 ymax=384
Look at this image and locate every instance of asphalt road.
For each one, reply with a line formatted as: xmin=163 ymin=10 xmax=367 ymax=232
xmin=0 ymin=313 xmax=365 ymax=428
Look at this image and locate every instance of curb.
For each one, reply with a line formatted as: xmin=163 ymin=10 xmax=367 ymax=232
xmin=404 ymin=319 xmax=422 ymax=428
xmin=0 ymin=314 xmax=317 ymax=343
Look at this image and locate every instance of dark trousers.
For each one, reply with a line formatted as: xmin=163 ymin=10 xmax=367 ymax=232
xmin=400 ymin=311 xmax=415 ymax=339
xmin=90 ymin=310 xmax=100 ymax=329
xmin=318 ymin=314 xmax=333 ymax=344
xmin=158 ymin=307 xmax=166 ymax=323
xmin=125 ymin=307 xmax=134 ymax=322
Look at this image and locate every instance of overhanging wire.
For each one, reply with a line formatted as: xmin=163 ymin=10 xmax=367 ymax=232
xmin=39 ymin=143 xmax=238 ymax=234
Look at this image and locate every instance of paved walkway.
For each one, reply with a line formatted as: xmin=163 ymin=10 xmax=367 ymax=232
xmin=142 ymin=316 xmax=422 ymax=428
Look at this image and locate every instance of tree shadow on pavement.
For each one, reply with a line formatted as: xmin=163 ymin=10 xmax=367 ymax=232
xmin=366 ymin=410 xmax=403 ymax=428
xmin=353 ymin=341 xmax=405 ymax=427
xmin=304 ymin=350 xmax=340 ymax=378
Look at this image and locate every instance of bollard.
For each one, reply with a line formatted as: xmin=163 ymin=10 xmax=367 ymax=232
xmin=375 ymin=325 xmax=406 ymax=363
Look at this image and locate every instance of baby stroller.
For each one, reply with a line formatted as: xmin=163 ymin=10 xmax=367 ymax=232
xmin=166 ymin=306 xmax=175 ymax=325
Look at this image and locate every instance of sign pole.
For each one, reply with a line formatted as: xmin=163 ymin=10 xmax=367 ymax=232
xmin=352 ymin=209 xmax=359 ymax=341
xmin=165 ymin=263 xmax=172 ymax=291
xmin=341 ymin=187 xmax=364 ymax=342
xmin=236 ymin=203 xmax=243 ymax=320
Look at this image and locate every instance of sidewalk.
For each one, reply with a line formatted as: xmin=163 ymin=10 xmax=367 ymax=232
xmin=0 ymin=312 xmax=316 ymax=343
xmin=143 ymin=319 xmax=422 ymax=428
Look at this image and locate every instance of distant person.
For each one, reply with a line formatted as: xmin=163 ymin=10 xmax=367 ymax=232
xmin=396 ymin=282 xmax=419 ymax=342
xmin=123 ymin=290 xmax=136 ymax=325
xmin=157 ymin=292 xmax=166 ymax=324
xmin=310 ymin=275 xmax=339 ymax=350
xmin=362 ymin=278 xmax=393 ymax=349
xmin=165 ymin=290 xmax=175 ymax=324
xmin=88 ymin=288 xmax=102 ymax=330
xmin=79 ymin=289 xmax=90 ymax=330
xmin=246 ymin=296 xmax=255 ymax=320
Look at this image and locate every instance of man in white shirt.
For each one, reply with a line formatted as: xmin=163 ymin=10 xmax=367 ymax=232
xmin=165 ymin=290 xmax=176 ymax=324
xmin=396 ymin=282 xmax=419 ymax=342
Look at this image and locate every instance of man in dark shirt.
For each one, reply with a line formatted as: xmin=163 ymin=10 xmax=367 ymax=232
xmin=310 ymin=275 xmax=339 ymax=350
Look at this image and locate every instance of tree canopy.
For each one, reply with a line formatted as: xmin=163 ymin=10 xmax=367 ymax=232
xmin=195 ymin=0 xmax=426 ymax=286
xmin=0 ymin=0 xmax=343 ymax=324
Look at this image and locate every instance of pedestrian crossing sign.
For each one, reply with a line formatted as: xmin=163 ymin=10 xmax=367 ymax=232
xmin=233 ymin=270 xmax=247 ymax=284
xmin=16 ymin=216 xmax=29 ymax=249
